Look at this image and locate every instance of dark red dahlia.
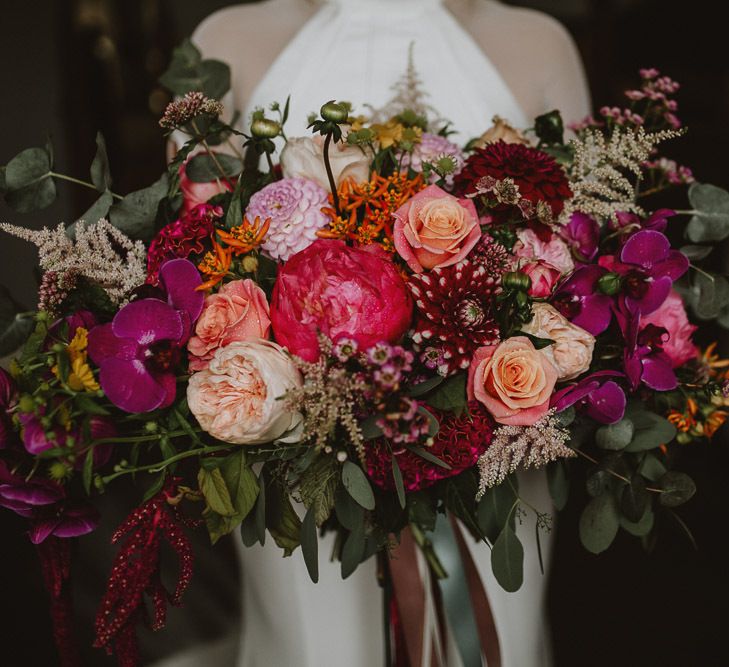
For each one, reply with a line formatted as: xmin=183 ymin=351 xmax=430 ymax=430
xmin=146 ymin=203 xmax=220 ymax=284
xmin=366 ymin=401 xmax=494 ymax=491
xmin=409 ymin=259 xmax=500 ymax=375
xmin=454 ymin=141 xmax=572 ymax=223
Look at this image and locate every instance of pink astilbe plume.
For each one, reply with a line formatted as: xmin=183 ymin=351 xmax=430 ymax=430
xmin=93 ymin=478 xmax=195 ymax=667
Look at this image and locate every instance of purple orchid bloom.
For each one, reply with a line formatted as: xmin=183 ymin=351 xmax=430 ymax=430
xmin=611 ymin=230 xmax=688 ymax=315
xmin=552 ymin=265 xmax=613 ymax=335
xmin=552 ymin=371 xmax=627 ymax=424
xmin=612 ymin=209 xmax=675 ymax=236
xmin=19 ymin=411 xmax=72 ymax=455
xmin=0 ymin=460 xmax=99 ymax=543
xmin=560 ymin=212 xmax=600 ymax=263
xmin=88 ymin=259 xmax=204 ymax=413
xmin=618 ymin=308 xmax=678 ymax=391
xmin=0 ymin=368 xmax=17 ymax=449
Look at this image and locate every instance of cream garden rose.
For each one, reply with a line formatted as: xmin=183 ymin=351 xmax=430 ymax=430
xmin=280 ymin=135 xmax=372 ymax=191
xmin=187 ymin=340 xmax=302 ymax=445
xmin=467 ymin=336 xmax=558 ymax=426
xmin=521 ymin=302 xmax=595 ymax=381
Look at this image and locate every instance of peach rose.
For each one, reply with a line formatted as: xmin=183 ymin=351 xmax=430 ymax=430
xmin=474 ymin=115 xmax=529 ymax=149
xmin=187 ymin=340 xmax=303 ymax=445
xmin=520 ymin=303 xmax=595 ymax=381
xmin=467 ymin=336 xmax=558 ymax=426
xmin=393 ymin=184 xmax=481 ymax=273
xmin=280 ymin=135 xmax=372 ymax=191
xmin=187 ymin=279 xmax=271 ymax=371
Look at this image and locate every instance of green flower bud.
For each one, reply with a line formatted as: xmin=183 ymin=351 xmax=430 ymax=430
xmin=39 ymin=382 xmax=50 ymax=392
xmin=597 ymin=272 xmax=622 ymax=296
xmin=144 ymin=421 xmax=159 ymax=433
xmin=35 ymin=311 xmax=48 ymax=322
xmin=49 ymin=461 xmax=72 ymax=482
xmin=18 ymin=394 xmax=36 ymax=413
xmin=40 ymin=416 xmax=52 ymax=429
xmin=242 ymin=255 xmax=259 ymax=273
xmin=51 ymin=343 xmax=65 ymax=353
xmin=502 ymin=271 xmax=532 ymax=292
xmin=320 ymin=101 xmax=349 ymax=124
xmin=250 ymin=117 xmax=281 ymax=139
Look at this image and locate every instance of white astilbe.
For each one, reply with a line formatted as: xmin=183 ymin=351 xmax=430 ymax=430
xmin=0 ymin=219 xmax=146 ymax=306
xmin=563 ymin=126 xmax=683 ymax=224
xmin=476 ymin=410 xmax=576 ymax=498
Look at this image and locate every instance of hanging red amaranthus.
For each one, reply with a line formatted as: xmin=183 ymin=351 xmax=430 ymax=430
xmin=93 ymin=478 xmax=194 ymax=667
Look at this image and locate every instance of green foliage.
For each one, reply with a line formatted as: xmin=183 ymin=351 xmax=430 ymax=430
xmin=534 ymin=109 xmax=565 ymax=145
xmin=159 ymin=39 xmax=231 ymax=99
xmin=684 ymin=270 xmax=729 ymax=321
xmin=491 ymin=524 xmax=524 ymax=592
xmin=90 ymin=132 xmax=112 ymax=192
xmin=620 ymin=507 xmax=654 ymax=537
xmin=658 ymin=471 xmax=696 ymax=507
xmin=299 ymin=453 xmax=339 ymax=525
xmin=595 ymin=418 xmax=634 ymax=451
xmin=73 ymin=190 xmax=114 ymax=228
xmin=0 ymin=287 xmax=33 ymax=356
xmin=425 ymin=373 xmax=467 ymax=414
xmin=620 ymin=475 xmax=649 ymax=523
xmin=407 ymin=491 xmax=437 ymax=532
xmin=185 ymin=153 xmax=243 ymax=183
xmin=342 ymin=460 xmax=375 ymax=510
xmin=266 ymin=478 xmax=301 ymax=556
xmin=476 ymin=476 xmax=518 ymax=543
xmin=679 ymin=244 xmax=712 ymax=261
xmin=685 ymin=182 xmax=729 ymax=243
xmin=108 ymin=174 xmax=168 ymax=241
xmin=341 ymin=521 xmax=366 ymax=579
xmin=406 ymin=375 xmax=444 ymax=397
xmin=300 ymin=506 xmax=319 ymax=583
xmin=624 ymin=410 xmax=677 ymax=452
xmin=579 ymin=493 xmax=619 ymax=554
xmin=334 ymin=485 xmax=364 ymax=531
xmin=391 ymin=456 xmax=406 ymax=509
xmin=2 ymin=146 xmax=56 ymax=212
xmin=547 ymin=460 xmax=570 ymax=511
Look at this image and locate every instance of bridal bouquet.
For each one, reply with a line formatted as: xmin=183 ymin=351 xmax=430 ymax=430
xmin=1 ymin=41 xmax=727 ymax=664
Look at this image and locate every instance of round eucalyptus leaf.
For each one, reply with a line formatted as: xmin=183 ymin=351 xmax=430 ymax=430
xmin=595 ymin=418 xmax=634 ymax=451
xmin=686 ymin=183 xmax=729 ymax=243
xmin=579 ymin=493 xmax=619 ymax=554
xmin=658 ymin=471 xmax=697 ymax=507
xmin=491 ymin=524 xmax=524 ymax=592
xmin=620 ymin=507 xmax=654 ymax=537
xmin=620 ymin=475 xmax=649 ymax=523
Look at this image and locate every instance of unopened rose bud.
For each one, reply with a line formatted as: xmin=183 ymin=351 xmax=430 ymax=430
xmin=320 ymin=101 xmax=349 ymax=124
xmin=251 ymin=118 xmax=281 ymax=139
xmin=597 ymin=272 xmax=621 ymax=296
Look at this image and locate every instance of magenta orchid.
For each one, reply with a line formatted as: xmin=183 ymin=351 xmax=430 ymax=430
xmin=88 ymin=259 xmax=204 ymax=413
xmin=551 ymin=370 xmax=627 ymax=424
xmin=560 ymin=212 xmax=600 ymax=263
xmin=552 ymin=265 xmax=613 ymax=335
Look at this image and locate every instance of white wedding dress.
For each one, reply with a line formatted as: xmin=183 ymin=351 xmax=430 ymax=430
xmin=163 ymin=1 xmax=586 ymax=665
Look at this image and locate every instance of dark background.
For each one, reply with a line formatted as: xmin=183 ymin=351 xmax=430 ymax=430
xmin=2 ymin=1 xmax=728 ymax=665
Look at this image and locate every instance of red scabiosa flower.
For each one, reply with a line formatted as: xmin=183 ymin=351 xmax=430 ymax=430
xmin=409 ymin=259 xmax=500 ymax=375
xmin=454 ymin=141 xmax=572 ymax=224
xmin=365 ymin=402 xmax=494 ymax=491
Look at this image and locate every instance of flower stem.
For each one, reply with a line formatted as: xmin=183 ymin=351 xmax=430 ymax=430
xmin=409 ymin=523 xmax=448 ymax=579
xmin=50 ymin=172 xmax=123 ymax=200
xmin=191 ymin=120 xmax=230 ymax=182
xmin=322 ymin=132 xmax=341 ymax=216
xmin=573 ymin=448 xmax=664 ymax=493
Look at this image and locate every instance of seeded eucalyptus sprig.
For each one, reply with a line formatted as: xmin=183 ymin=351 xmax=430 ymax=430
xmin=309 ymin=100 xmax=350 ymax=216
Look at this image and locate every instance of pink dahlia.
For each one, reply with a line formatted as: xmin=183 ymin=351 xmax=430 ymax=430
xmin=409 ymin=259 xmax=500 ymax=375
xmin=366 ymin=401 xmax=494 ymax=492
xmin=401 ymin=133 xmax=465 ymax=186
xmin=146 ymin=204 xmax=220 ymax=284
xmin=454 ymin=140 xmax=572 ymax=223
xmin=244 ymin=177 xmax=330 ymax=261
xmin=270 ymin=239 xmax=412 ymax=362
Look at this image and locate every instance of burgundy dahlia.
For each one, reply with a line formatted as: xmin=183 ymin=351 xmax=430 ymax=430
xmin=409 ymin=259 xmax=500 ymax=375
xmin=454 ymin=141 xmax=572 ymax=223
xmin=366 ymin=401 xmax=494 ymax=491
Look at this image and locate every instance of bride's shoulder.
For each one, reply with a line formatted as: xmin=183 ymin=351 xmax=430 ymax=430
xmin=192 ymin=0 xmax=315 ymax=58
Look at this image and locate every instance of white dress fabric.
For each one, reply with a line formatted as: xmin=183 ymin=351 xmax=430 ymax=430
xmin=168 ymin=1 xmax=555 ymax=665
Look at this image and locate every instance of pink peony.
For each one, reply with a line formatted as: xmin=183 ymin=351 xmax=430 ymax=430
xmin=245 ymin=177 xmax=330 ymax=261
xmin=393 ymin=184 xmax=480 ymax=273
xmin=187 ymin=279 xmax=271 ymax=371
xmin=520 ymin=260 xmax=561 ymax=298
xmin=180 ymin=159 xmax=233 ymax=215
xmin=514 ymin=228 xmax=574 ymax=274
xmin=270 ymin=239 xmax=412 ymax=362
xmin=641 ymin=290 xmax=698 ymax=367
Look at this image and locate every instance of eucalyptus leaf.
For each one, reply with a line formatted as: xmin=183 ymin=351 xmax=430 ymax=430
xmin=407 ymin=491 xmax=437 ymax=532
xmin=341 ymin=522 xmax=366 ymax=579
xmin=638 ymin=453 xmax=668 ymax=482
xmin=679 ymin=244 xmax=713 ymax=261
xmin=342 ymin=461 xmax=375 ymax=510
xmin=334 ymin=485 xmax=364 ymax=531
xmin=391 ymin=456 xmax=406 ymax=509
xmin=426 ymin=373 xmax=467 ymax=413
xmin=159 ymin=39 xmax=231 ymax=99
xmin=685 ymin=183 xmax=729 ymax=243
xmin=579 ymin=493 xmax=619 ymax=554
xmin=185 ymin=153 xmax=243 ymax=183
xmin=301 ymin=506 xmax=319 ymax=583
xmin=407 ymin=375 xmax=445 ymax=397
xmin=70 ymin=190 xmax=114 ymax=232
xmin=620 ymin=475 xmax=649 ymax=523
xmin=418 ymin=406 xmax=439 ymax=438
xmin=658 ymin=471 xmax=696 ymax=507
xmin=476 ymin=477 xmax=517 ymax=543
xmin=266 ymin=480 xmax=301 ymax=556
xmin=108 ymin=174 xmax=168 ymax=241
xmin=491 ymin=524 xmax=524 ymax=592
xmin=0 ymin=286 xmax=34 ymax=356
xmin=547 ymin=460 xmax=569 ymax=511
xmin=687 ymin=271 xmax=729 ymax=320
xmin=620 ymin=507 xmax=654 ymax=537
xmin=90 ymin=132 xmax=112 ymax=191
xmin=625 ymin=413 xmax=676 ymax=452
xmin=299 ymin=454 xmax=339 ymax=525
xmin=595 ymin=418 xmax=634 ymax=451
xmin=3 ymin=146 xmax=56 ymax=212
xmin=359 ymin=414 xmax=384 ymax=440
xmin=406 ymin=445 xmax=451 ymax=470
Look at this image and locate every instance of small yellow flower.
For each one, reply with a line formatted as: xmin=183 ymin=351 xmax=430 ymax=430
xmin=68 ymin=357 xmax=100 ymax=393
xmin=67 ymin=327 xmax=89 ymax=363
xmin=372 ymin=121 xmax=405 ymax=149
